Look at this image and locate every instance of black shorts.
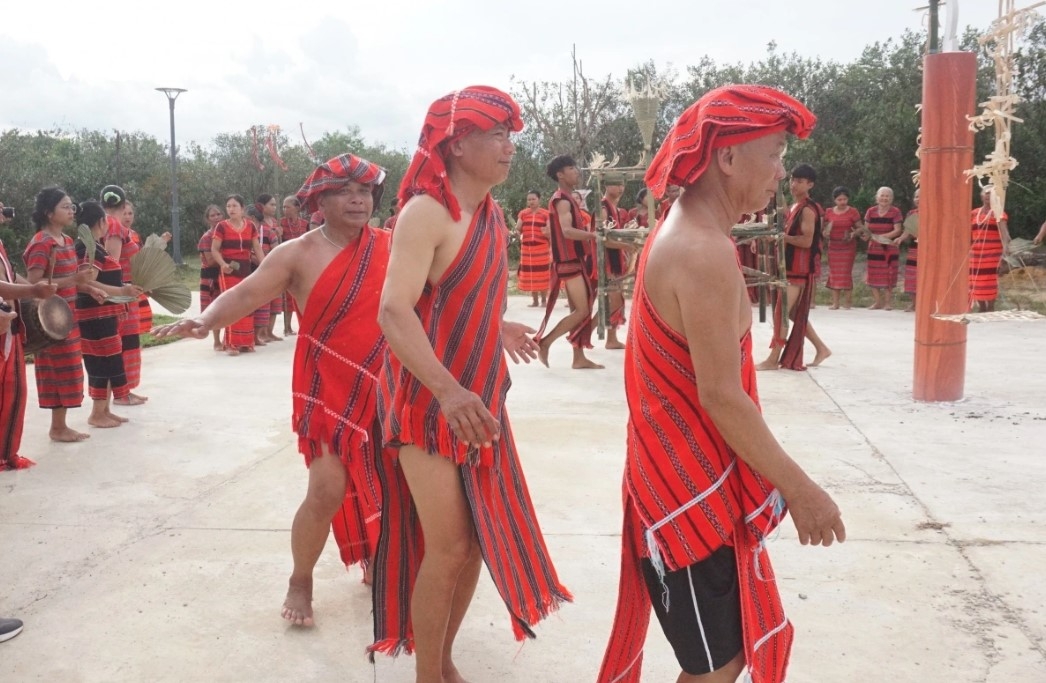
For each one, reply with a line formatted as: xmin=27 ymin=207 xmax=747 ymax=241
xmin=641 ymin=545 xmax=743 ymax=675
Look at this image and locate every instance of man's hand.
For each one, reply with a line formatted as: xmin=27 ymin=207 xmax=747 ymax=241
xmin=0 ymin=307 xmax=16 ymax=335
xmin=784 ymin=480 xmax=846 ymax=547
xmin=437 ymin=385 xmax=500 ymax=447
xmin=152 ymin=318 xmax=211 ymax=340
xmin=30 ymin=281 xmax=58 ymax=299
xmin=502 ymin=320 xmax=538 ymax=364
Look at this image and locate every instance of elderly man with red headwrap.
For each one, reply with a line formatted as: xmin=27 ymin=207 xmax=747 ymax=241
xmin=371 ymin=86 xmax=571 ymax=683
xmin=597 ymin=85 xmax=846 ymax=683
xmin=154 ymin=153 xmax=391 ymax=628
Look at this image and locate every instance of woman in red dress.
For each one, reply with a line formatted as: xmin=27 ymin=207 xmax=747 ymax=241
xmin=862 ymin=186 xmax=904 ymax=310
xmin=210 ymin=195 xmax=266 ymax=355
xmin=252 ymin=194 xmax=283 ymax=344
xmin=969 ymin=187 xmax=1011 ymax=313
xmin=279 ymin=196 xmax=310 ymax=335
xmin=823 ymin=186 xmax=864 ymax=310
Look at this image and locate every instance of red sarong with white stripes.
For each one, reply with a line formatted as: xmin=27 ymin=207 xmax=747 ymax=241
xmin=970 ymin=207 xmax=1006 ymax=303
xmin=599 ymin=234 xmax=792 ymax=683
xmin=535 ymin=189 xmax=597 ymax=349
xmin=1 ymin=239 xmax=33 ymax=471
xmin=372 ymin=196 xmax=571 ymax=655
xmin=24 ymin=231 xmax=84 ymax=409
xmin=824 ymin=206 xmax=861 ymax=290
xmin=515 ymin=208 xmax=551 ymax=293
xmin=292 ymin=226 xmax=389 ymax=569
xmin=864 ymin=206 xmax=902 ymax=289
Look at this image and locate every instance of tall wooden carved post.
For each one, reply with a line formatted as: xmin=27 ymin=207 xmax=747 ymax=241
xmin=914 ymin=51 xmax=977 ymax=401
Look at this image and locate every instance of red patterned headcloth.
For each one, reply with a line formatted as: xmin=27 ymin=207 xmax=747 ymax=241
xmin=400 ymin=85 xmax=523 ymax=221
xmin=296 ymin=153 xmax=387 ymax=214
xmin=645 ymin=84 xmax=816 ymax=197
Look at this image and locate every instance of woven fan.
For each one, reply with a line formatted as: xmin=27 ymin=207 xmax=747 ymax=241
xmin=144 ymin=233 xmax=167 ymax=251
xmin=130 ymin=247 xmax=178 ymax=292
xmin=148 ymin=283 xmax=192 ymax=314
xmin=870 ymin=233 xmax=895 ymax=245
xmin=77 ymin=224 xmax=96 ymax=264
xmin=932 ymin=310 xmax=1045 ymax=324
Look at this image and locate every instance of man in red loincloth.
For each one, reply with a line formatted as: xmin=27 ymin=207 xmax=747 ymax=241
xmin=153 ymin=153 xmax=391 ymax=628
xmin=598 ymin=85 xmax=846 ymax=683
xmin=533 ymin=155 xmax=603 ymax=369
xmin=756 ymin=164 xmax=831 ymax=371
xmin=371 ymin=85 xmax=571 ymax=683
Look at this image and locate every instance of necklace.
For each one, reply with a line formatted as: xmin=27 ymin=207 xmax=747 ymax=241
xmin=320 ymin=225 xmax=362 ymax=251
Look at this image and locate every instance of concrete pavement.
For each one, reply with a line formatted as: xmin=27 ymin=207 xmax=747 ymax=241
xmin=1 ymin=296 xmax=1044 ymax=682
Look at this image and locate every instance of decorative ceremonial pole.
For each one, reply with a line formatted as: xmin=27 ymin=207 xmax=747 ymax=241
xmin=155 ymin=87 xmax=187 ymax=266
xmin=913 ymin=50 xmax=976 ymax=401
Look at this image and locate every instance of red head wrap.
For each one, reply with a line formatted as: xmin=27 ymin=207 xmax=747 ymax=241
xmin=399 ymin=85 xmax=523 ymax=221
xmin=296 ymin=153 xmax=387 ymax=214
xmin=645 ymin=85 xmax=816 ymax=197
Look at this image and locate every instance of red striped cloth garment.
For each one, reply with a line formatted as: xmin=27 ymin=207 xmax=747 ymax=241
xmin=824 ymin=206 xmax=860 ymax=290
xmin=279 ymin=217 xmax=309 ymax=241
xmin=253 ymin=222 xmax=281 ymax=327
xmin=970 ymin=207 xmax=1006 ymax=303
xmin=213 ymin=220 xmax=258 ymax=349
xmin=372 ymin=195 xmax=571 ymax=655
xmin=515 ymin=207 xmax=551 ymax=293
xmin=292 ymin=226 xmax=390 ymax=569
xmin=773 ymin=198 xmax=822 ymax=371
xmin=75 ymin=241 xmax=129 ymax=401
xmin=105 ymin=215 xmax=142 ymax=388
xmin=904 ymin=208 xmax=919 ymax=295
xmin=23 ymin=231 xmax=83 ymax=409
xmin=534 ymin=189 xmax=597 ymax=348
xmin=602 ymin=198 xmax=630 ymax=328
xmin=598 ymin=233 xmax=791 ymax=683
xmin=1 ymin=239 xmax=33 ymax=470
xmin=864 ymin=206 xmax=902 ymax=289
xmin=197 ymin=229 xmax=218 ymax=312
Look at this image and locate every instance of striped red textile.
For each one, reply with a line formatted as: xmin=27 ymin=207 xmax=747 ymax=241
xmin=75 ymin=241 xmax=129 ymax=401
xmin=515 ymin=207 xmax=551 ymax=292
xmin=398 ymin=86 xmax=523 ymax=221
xmin=824 ymin=206 xmax=861 ymax=290
xmin=253 ymin=223 xmax=281 ymax=328
xmin=864 ymin=206 xmax=902 ymax=289
xmin=23 ymin=231 xmax=83 ymax=409
xmin=773 ymin=199 xmax=823 ymax=370
xmin=293 ymin=226 xmax=390 ymax=568
xmin=198 ymin=229 xmax=218 ymax=312
xmin=1 ymin=239 xmax=33 ymax=471
xmin=970 ymin=207 xmax=1006 ymax=303
xmin=373 ymin=195 xmax=571 ymax=654
xmin=904 ymin=209 xmax=919 ymax=295
xmin=279 ymin=217 xmax=309 ymax=241
xmin=213 ymin=220 xmax=259 ymax=349
xmin=297 ymin=154 xmax=386 ymax=215
xmin=137 ymin=296 xmax=153 ymax=335
xmin=645 ymin=85 xmax=816 ymax=198
xmin=598 ymin=233 xmax=792 ymax=683
xmin=603 ymin=198 xmax=630 ymax=328
xmin=106 ymin=216 xmax=143 ymax=388
xmin=534 ymin=189 xmax=597 ymax=349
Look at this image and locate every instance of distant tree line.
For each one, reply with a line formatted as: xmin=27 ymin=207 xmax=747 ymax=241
xmin=3 ymin=21 xmax=1046 ymax=262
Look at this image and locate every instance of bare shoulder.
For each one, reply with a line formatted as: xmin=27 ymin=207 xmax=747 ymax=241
xmin=646 ymin=222 xmax=740 ymax=291
xmin=394 ymin=195 xmax=454 ymax=241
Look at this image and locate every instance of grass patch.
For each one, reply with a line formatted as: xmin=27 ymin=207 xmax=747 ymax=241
xmin=142 ymin=314 xmax=182 ymax=350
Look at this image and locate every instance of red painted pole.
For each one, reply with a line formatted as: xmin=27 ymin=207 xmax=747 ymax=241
xmin=914 ymin=52 xmax=977 ymax=401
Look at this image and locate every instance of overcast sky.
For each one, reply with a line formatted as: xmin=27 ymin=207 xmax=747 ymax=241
xmin=0 ymin=0 xmax=1013 ymax=151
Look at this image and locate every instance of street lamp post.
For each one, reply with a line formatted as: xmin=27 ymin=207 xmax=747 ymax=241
xmin=155 ymin=87 xmax=187 ymax=265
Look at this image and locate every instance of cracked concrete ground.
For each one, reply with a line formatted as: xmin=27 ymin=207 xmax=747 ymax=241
xmin=1 ymin=296 xmax=1044 ymax=682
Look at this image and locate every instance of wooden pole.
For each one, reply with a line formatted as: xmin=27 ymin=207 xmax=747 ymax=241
xmin=914 ymin=51 xmax=976 ymax=401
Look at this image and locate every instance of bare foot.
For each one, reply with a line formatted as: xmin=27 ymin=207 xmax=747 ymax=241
xmin=809 ymin=347 xmax=832 ymax=367
xmin=829 ymin=305 xmax=840 ymax=310
xmin=284 ymin=329 xmax=296 ymax=336
xmin=883 ymin=305 xmax=893 ymax=311
xmin=254 ymin=337 xmax=267 ymax=346
xmin=226 ymin=348 xmax=240 ymax=357
xmin=572 ymin=358 xmax=605 ymax=370
xmin=281 ymin=578 xmax=314 ymax=627
xmin=114 ymin=394 xmax=147 ymax=406
xmin=213 ymin=342 xmax=224 ymax=351
xmin=537 ymin=339 xmax=550 ymax=368
xmin=106 ymin=411 xmax=130 ymax=423
xmin=50 ymin=427 xmax=90 ymax=442
xmin=527 ymin=302 xmax=541 ymax=308
xmin=87 ymin=415 xmax=122 ymax=428
xmin=241 ymin=346 xmax=255 ymax=353
xmin=869 ymin=303 xmax=884 ymax=310
xmin=443 ymin=663 xmax=471 ymax=683
xmin=843 ymin=305 xmax=852 ymax=310
xmin=605 ymin=340 xmax=625 ymax=350
xmin=129 ymin=392 xmax=148 ymax=402
xmin=755 ymin=360 xmax=780 ymax=371
xmin=269 ymin=333 xmax=284 ymax=342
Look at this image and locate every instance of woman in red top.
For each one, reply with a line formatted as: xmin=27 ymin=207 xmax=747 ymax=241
xmin=862 ymin=186 xmax=904 ymax=310
xmin=823 ymin=186 xmax=864 ymax=310
xmin=252 ymin=194 xmax=283 ymax=344
xmin=970 ymin=187 xmax=1011 ymax=312
xmin=210 ymin=194 xmax=266 ymax=355
xmin=279 ymin=196 xmax=309 ymax=336
xmin=514 ymin=190 xmax=552 ymax=307
xmin=23 ymin=187 xmax=96 ymax=441
xmin=198 ymin=205 xmax=224 ymax=349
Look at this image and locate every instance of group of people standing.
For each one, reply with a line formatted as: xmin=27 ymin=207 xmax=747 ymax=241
xmin=1 ymin=184 xmax=159 ymax=467
xmin=196 ymin=193 xmax=311 ymax=355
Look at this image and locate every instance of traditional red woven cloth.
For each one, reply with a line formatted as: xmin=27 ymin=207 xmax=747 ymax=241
xmin=0 ymin=239 xmax=34 ymax=471
xmin=292 ymin=225 xmax=390 ymax=568
xmin=970 ymin=207 xmax=1007 ymax=303
xmin=398 ymin=86 xmax=523 ymax=221
xmin=598 ymin=224 xmax=792 ymax=683
xmin=645 ymin=85 xmax=816 ymax=198
xmin=296 ymin=153 xmax=387 ymax=215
